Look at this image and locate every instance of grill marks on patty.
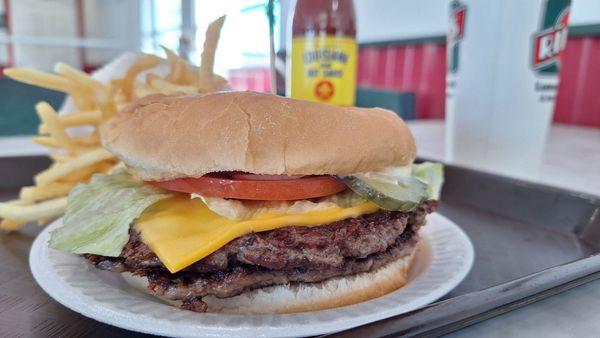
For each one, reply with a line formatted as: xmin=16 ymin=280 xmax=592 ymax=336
xmin=149 ymin=227 xmax=419 ymax=304
xmin=127 ymin=209 xmax=408 ymax=272
xmin=84 ymin=201 xmax=437 ymax=312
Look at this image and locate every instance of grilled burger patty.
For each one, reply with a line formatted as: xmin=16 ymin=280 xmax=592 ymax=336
xmin=85 ymin=201 xmax=436 ymax=312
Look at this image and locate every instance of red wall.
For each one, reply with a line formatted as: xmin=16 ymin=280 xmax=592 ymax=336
xmin=229 ymin=68 xmax=272 ymax=93
xmin=358 ymin=43 xmax=446 ymax=120
xmin=554 ymin=37 xmax=600 ymax=126
xmin=358 ymin=36 xmax=600 ymax=127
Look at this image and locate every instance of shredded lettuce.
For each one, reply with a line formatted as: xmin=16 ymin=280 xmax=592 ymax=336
xmin=326 ymin=190 xmax=368 ymax=208
xmin=357 ymin=164 xmax=413 ymax=184
xmin=192 ymin=190 xmax=366 ymax=220
xmin=49 ymin=170 xmax=172 ymax=256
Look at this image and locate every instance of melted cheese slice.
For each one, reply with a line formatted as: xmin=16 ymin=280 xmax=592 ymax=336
xmin=134 ymin=196 xmax=379 ymax=273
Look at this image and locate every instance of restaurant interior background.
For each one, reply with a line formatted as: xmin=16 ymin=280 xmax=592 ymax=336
xmin=0 ymin=0 xmax=598 ymax=137
xmin=1 ymin=1 xmax=600 ymax=336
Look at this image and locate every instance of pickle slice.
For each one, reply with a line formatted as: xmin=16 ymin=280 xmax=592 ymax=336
xmin=338 ymin=175 xmax=428 ymax=212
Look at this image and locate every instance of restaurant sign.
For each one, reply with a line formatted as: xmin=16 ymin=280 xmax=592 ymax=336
xmin=448 ymin=0 xmax=467 ymax=74
xmin=532 ymin=0 xmax=570 ymax=75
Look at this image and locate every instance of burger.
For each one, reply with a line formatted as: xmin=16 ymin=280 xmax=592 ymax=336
xmin=49 ymin=91 xmax=443 ymax=314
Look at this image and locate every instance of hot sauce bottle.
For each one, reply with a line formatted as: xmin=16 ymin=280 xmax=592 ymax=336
xmin=287 ymin=0 xmax=357 ymax=106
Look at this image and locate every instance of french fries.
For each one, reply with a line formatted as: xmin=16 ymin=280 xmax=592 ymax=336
xmin=200 ymin=15 xmax=226 ymax=79
xmin=48 ymin=153 xmax=73 ymax=163
xmin=20 ymin=182 xmax=74 ymax=203
xmin=0 ymin=16 xmax=228 ymax=231
xmin=31 ymin=136 xmax=60 ymax=148
xmin=121 ymin=55 xmax=162 ymax=101
xmin=40 ymin=111 xmax=103 ymax=134
xmin=34 ymin=148 xmax=115 ymax=186
xmin=0 ymin=219 xmax=25 ymax=231
xmin=36 ymin=102 xmax=76 ymax=154
xmin=146 ymin=73 xmax=199 ymax=95
xmin=2 ymin=68 xmax=70 ymax=92
xmin=57 ymin=110 xmax=103 ymax=126
xmin=55 ymin=62 xmax=118 ymax=120
xmin=0 ymin=197 xmax=67 ymax=224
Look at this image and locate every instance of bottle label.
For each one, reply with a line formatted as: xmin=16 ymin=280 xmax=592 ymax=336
xmin=290 ymin=36 xmax=357 ymax=106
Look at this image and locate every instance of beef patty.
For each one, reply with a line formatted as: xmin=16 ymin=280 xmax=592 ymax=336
xmin=85 ymin=200 xmax=436 ymax=312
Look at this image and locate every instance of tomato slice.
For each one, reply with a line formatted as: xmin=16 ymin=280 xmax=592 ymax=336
xmin=231 ymin=173 xmax=305 ymax=181
xmin=148 ymin=174 xmax=346 ymax=201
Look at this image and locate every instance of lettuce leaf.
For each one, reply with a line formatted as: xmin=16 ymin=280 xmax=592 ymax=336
xmin=359 ymin=162 xmax=444 ymax=201
xmin=412 ymin=162 xmax=444 ymax=200
xmin=49 ymin=170 xmax=172 ymax=256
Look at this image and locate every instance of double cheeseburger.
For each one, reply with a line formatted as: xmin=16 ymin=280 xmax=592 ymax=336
xmin=49 ymin=91 xmax=442 ymax=314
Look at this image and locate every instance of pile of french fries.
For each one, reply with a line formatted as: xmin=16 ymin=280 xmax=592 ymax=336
xmin=0 ymin=16 xmax=227 ymax=231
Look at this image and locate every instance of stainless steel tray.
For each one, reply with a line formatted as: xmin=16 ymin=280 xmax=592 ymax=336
xmin=325 ymin=163 xmax=600 ymax=337
xmin=1 ymin=159 xmax=599 ymax=337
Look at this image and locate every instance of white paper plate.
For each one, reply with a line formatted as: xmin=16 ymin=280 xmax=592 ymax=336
xmin=30 ymin=213 xmax=474 ymax=337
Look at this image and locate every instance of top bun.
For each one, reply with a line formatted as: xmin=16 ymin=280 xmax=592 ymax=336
xmin=100 ymin=91 xmax=416 ymax=181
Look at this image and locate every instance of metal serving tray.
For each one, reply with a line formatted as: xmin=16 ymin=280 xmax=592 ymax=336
xmin=325 ymin=163 xmax=600 ymax=337
xmin=1 ymin=160 xmax=599 ymax=337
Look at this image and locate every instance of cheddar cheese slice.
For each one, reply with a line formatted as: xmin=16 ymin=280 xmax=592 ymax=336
xmin=134 ymin=196 xmax=379 ymax=273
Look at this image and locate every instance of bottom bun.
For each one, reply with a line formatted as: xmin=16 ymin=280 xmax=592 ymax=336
xmin=122 ymin=242 xmax=419 ymax=314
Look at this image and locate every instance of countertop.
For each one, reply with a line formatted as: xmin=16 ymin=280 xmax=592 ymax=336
xmin=409 ymin=120 xmax=600 ymax=338
xmin=410 ymin=120 xmax=600 ymax=198
xmin=0 ymin=135 xmax=47 ymax=157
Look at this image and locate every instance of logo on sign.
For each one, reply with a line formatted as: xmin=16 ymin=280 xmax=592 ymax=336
xmin=532 ymin=0 xmax=571 ymax=74
xmin=448 ymin=1 xmax=467 ymax=74
xmin=314 ymin=80 xmax=335 ymax=101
